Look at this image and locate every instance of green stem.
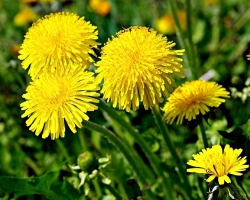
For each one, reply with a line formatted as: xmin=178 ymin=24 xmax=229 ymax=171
xmin=78 ymin=128 xmax=88 ymax=152
xmin=228 ymin=182 xmax=245 ymax=200
xmin=99 ymin=100 xmax=173 ymax=199
xmin=56 ymin=139 xmax=72 ymax=164
xmin=81 ymin=120 xmax=157 ymax=200
xmin=24 ymin=157 xmax=43 ymax=175
xmin=105 ymin=184 xmax=123 ymax=199
xmin=168 ymin=0 xmax=187 ymax=51
xmin=185 ymin=0 xmax=197 ymax=79
xmin=230 ymin=177 xmax=250 ymax=200
xmin=151 ymin=105 xmax=191 ymax=199
xmin=92 ymin=178 xmax=102 ymax=198
xmin=199 ymin=119 xmax=209 ymax=148
xmin=168 ymin=0 xmax=197 ymax=80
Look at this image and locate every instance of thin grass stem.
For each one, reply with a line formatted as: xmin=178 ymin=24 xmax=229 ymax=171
xmin=81 ymin=120 xmax=157 ymax=200
xmin=151 ymin=105 xmax=192 ymax=200
xmin=99 ymin=100 xmax=174 ymax=199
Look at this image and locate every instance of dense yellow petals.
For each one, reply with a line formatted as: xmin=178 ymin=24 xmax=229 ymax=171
xmin=20 ymin=68 xmax=100 ymax=139
xmin=19 ymin=12 xmax=99 ymax=79
xmin=187 ymin=144 xmax=249 ymax=185
xmin=162 ymin=80 xmax=230 ymax=124
xmin=95 ymin=26 xmax=185 ymax=112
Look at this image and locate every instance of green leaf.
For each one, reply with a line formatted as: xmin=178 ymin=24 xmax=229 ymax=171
xmin=0 ymin=171 xmax=81 ymax=200
xmin=218 ymin=128 xmax=243 ymax=140
xmin=241 ymin=119 xmax=250 ymax=139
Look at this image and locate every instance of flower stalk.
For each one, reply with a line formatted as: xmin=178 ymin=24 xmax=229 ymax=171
xmin=81 ymin=119 xmax=157 ymax=200
xmin=99 ymin=100 xmax=174 ymax=199
xmin=199 ymin=119 xmax=209 ymax=148
xmin=151 ymin=105 xmax=191 ymax=199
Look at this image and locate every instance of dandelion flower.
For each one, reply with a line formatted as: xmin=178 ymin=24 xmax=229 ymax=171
xmin=162 ymin=80 xmax=230 ymax=124
xmin=19 ymin=12 xmax=99 ymax=79
xmin=187 ymin=144 xmax=249 ymax=185
xmin=95 ymin=26 xmax=185 ymax=112
xmin=20 ymin=68 xmax=100 ymax=139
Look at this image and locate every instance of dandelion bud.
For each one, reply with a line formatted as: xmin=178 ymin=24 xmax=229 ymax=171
xmin=77 ymin=151 xmax=98 ymax=173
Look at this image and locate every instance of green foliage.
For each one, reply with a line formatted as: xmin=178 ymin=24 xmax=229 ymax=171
xmin=0 ymin=171 xmax=81 ymax=200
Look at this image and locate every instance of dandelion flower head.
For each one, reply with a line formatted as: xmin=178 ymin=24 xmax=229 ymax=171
xmin=19 ymin=12 xmax=99 ymax=79
xmin=20 ymin=68 xmax=100 ymax=139
xmin=95 ymin=26 xmax=185 ymax=112
xmin=187 ymin=144 xmax=249 ymax=185
xmin=162 ymin=80 xmax=230 ymax=124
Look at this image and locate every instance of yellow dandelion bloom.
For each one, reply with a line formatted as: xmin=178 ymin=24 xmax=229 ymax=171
xmin=156 ymin=11 xmax=186 ymax=35
xmin=14 ymin=7 xmax=39 ymax=27
xmin=162 ymin=80 xmax=230 ymax=124
xmin=187 ymin=144 xmax=249 ymax=185
xmin=95 ymin=26 xmax=185 ymax=112
xmin=18 ymin=12 xmax=99 ymax=79
xmin=89 ymin=0 xmax=111 ymax=16
xmin=20 ymin=68 xmax=100 ymax=139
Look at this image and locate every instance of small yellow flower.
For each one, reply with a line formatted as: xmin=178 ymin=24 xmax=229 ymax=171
xmin=89 ymin=0 xmax=111 ymax=16
xmin=156 ymin=11 xmax=186 ymax=35
xmin=247 ymin=54 xmax=250 ymax=60
xmin=162 ymin=80 xmax=230 ymax=124
xmin=20 ymin=68 xmax=100 ymax=139
xmin=204 ymin=0 xmax=219 ymax=5
xmin=187 ymin=144 xmax=249 ymax=185
xmin=14 ymin=7 xmax=39 ymax=27
xmin=19 ymin=12 xmax=99 ymax=79
xmin=95 ymin=26 xmax=185 ymax=112
xmin=10 ymin=44 xmax=21 ymax=57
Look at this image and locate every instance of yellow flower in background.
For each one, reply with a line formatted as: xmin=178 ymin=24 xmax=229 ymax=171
xmin=156 ymin=11 xmax=186 ymax=35
xmin=89 ymin=0 xmax=111 ymax=16
xmin=18 ymin=12 xmax=99 ymax=79
xmin=95 ymin=26 xmax=185 ymax=112
xmin=204 ymin=0 xmax=219 ymax=5
xmin=187 ymin=144 xmax=249 ymax=185
xmin=14 ymin=7 xmax=39 ymax=26
xmin=20 ymin=68 xmax=100 ymax=140
xmin=162 ymin=80 xmax=230 ymax=124
xmin=247 ymin=54 xmax=250 ymax=60
xmin=10 ymin=44 xmax=21 ymax=57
